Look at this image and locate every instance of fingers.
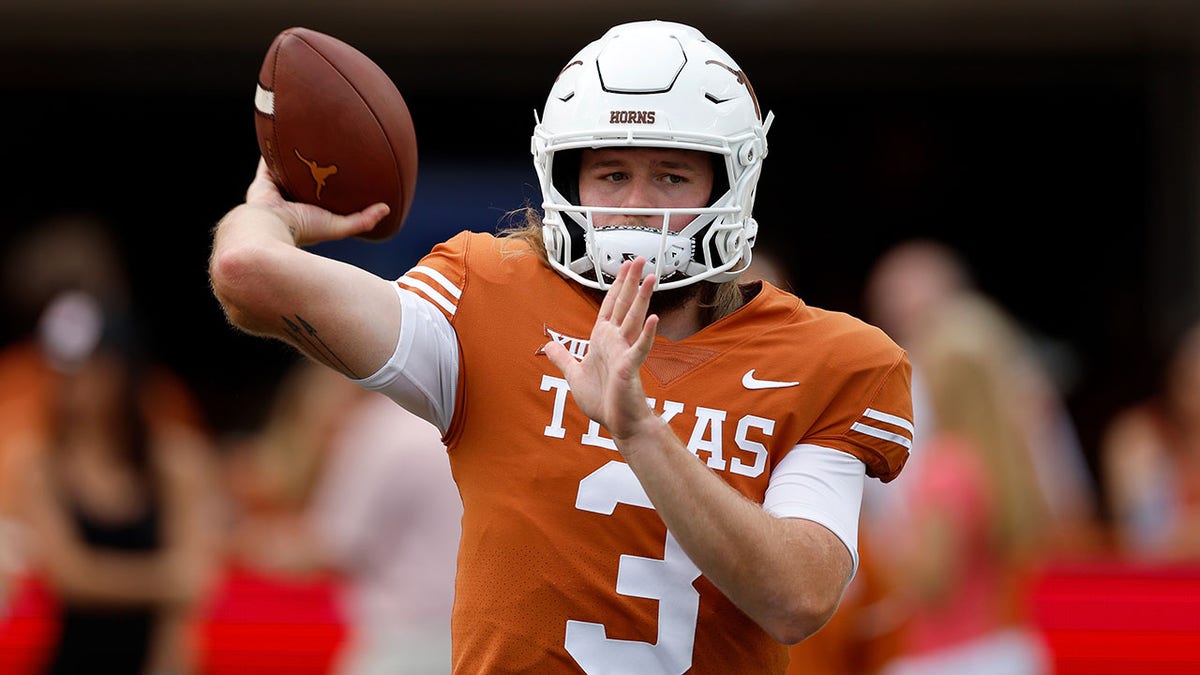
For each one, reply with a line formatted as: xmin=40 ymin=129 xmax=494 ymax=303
xmin=595 ymin=258 xmax=658 ymax=352
xmin=608 ymin=258 xmax=641 ymax=325
xmin=632 ymin=313 xmax=659 ymax=363
xmin=620 ymin=272 xmax=656 ymax=341
xmin=605 ymin=257 xmax=651 ymax=322
xmin=597 ymin=260 xmax=629 ymax=322
xmin=593 ymin=258 xmax=657 ymax=355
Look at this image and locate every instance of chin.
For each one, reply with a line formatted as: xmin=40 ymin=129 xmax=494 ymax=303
xmin=580 ymin=275 xmax=702 ymax=315
xmin=648 ymin=280 xmax=702 ymax=315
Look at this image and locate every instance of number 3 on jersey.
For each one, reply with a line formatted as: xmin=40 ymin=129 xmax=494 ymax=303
xmin=565 ymin=460 xmax=702 ymax=674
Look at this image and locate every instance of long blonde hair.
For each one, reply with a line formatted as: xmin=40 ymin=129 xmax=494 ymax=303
xmin=918 ymin=293 xmax=1050 ymax=559
xmin=500 ymin=207 xmax=746 ymax=324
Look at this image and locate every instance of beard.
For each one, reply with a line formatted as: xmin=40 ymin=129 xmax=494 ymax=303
xmin=583 ymin=274 xmax=705 ymax=316
xmin=648 ymin=278 xmax=703 ymax=315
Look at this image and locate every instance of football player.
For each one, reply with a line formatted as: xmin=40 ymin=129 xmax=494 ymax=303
xmin=210 ymin=20 xmax=913 ymax=674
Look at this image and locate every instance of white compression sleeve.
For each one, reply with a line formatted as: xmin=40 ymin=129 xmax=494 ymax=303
xmin=352 ymin=285 xmax=459 ymax=435
xmin=763 ymin=444 xmax=866 ymax=577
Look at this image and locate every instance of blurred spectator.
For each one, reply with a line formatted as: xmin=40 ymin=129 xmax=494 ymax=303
xmin=4 ymin=291 xmax=221 ymax=674
xmin=0 ymin=215 xmax=215 ymax=673
xmin=863 ymin=239 xmax=974 ymax=354
xmin=315 ymin=386 xmax=461 ymax=675
xmin=2 ymin=214 xmax=130 ymax=335
xmin=1100 ymin=318 xmax=1200 ymax=559
xmin=879 ymin=293 xmax=1052 ymax=675
xmin=753 ymin=242 xmax=1095 ymax=673
xmin=222 ymin=359 xmax=461 ymax=674
xmin=220 ymin=359 xmax=370 ymax=578
xmin=861 ymin=239 xmax=1099 ymax=556
xmin=0 ymin=215 xmax=204 ymax=440
xmin=0 ymin=216 xmax=207 ymax=584
xmin=860 ymin=239 xmax=968 ymax=555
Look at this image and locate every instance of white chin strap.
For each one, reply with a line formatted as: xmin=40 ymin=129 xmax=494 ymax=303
xmin=589 ymin=226 xmax=694 ymax=281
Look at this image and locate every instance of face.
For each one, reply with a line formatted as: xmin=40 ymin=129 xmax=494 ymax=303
xmin=577 ymin=147 xmax=714 ymax=232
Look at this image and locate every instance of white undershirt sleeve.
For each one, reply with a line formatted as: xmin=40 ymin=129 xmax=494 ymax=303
xmin=351 ymin=284 xmax=459 ymax=435
xmin=763 ymin=444 xmax=866 ymax=578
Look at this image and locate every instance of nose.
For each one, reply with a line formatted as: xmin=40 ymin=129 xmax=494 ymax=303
xmin=619 ymin=175 xmax=655 ymax=210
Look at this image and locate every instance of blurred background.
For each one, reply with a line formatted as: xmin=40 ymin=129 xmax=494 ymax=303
xmin=1 ymin=1 xmax=1200 ymax=673
xmin=1 ymin=0 xmax=1196 ymax=449
xmin=1 ymin=0 xmax=1196 ymax=446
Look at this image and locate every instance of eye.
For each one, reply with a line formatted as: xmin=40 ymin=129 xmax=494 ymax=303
xmin=603 ymin=171 xmax=629 ymax=183
xmin=661 ymin=173 xmax=686 ymax=185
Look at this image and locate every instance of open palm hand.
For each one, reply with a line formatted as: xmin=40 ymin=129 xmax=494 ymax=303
xmin=544 ymin=258 xmax=660 ymax=444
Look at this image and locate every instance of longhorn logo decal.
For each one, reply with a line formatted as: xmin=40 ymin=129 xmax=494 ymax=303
xmin=294 ymin=148 xmax=338 ymax=200
xmin=705 ymin=60 xmax=761 ymax=120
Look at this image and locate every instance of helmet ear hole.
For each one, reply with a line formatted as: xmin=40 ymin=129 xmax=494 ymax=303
xmin=551 ymin=149 xmax=583 ymax=206
xmin=707 ymin=153 xmax=729 ymax=207
xmin=737 ymin=140 xmax=759 ymax=167
xmin=542 ymin=221 xmax=564 ymax=260
xmin=547 ymin=150 xmax=588 ymax=265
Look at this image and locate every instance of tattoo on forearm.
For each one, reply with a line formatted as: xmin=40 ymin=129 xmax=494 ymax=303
xmin=281 ymin=314 xmax=360 ymax=379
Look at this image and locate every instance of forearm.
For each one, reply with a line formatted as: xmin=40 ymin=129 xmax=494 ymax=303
xmin=23 ymin=459 xmax=193 ymax=607
xmin=46 ymin=511 xmax=214 ymax=609
xmin=618 ymin=418 xmax=851 ymax=644
xmin=43 ymin=548 xmax=187 ymax=607
xmin=157 ymin=435 xmax=223 ymax=605
xmin=209 ymin=205 xmax=401 ymax=378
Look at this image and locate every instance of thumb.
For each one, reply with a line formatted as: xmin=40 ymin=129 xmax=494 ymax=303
xmin=345 ymin=202 xmax=391 ymax=234
xmin=300 ymin=202 xmax=390 ymax=244
xmin=543 ymin=340 xmax=576 ymax=377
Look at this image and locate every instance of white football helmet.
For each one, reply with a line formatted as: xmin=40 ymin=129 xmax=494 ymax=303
xmin=532 ymin=20 xmax=773 ymax=290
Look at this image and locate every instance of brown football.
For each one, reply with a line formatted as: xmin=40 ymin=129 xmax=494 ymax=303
xmin=254 ymin=27 xmax=417 ymax=240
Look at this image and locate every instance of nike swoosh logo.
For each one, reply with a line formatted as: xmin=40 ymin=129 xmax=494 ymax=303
xmin=742 ymin=369 xmax=800 ymax=390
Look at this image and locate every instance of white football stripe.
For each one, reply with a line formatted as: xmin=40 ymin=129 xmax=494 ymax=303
xmin=863 ymin=407 xmax=914 ymax=433
xmin=850 ymin=422 xmax=913 ymax=450
xmin=407 ymin=266 xmax=462 ymax=299
xmin=255 ymin=84 xmax=275 ymax=116
xmin=399 ymin=276 xmax=457 ymax=316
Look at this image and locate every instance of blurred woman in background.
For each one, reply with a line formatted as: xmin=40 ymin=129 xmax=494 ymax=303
xmin=6 ymin=290 xmax=220 ymax=675
xmin=1101 ymin=318 xmax=1200 ymax=559
xmin=880 ymin=293 xmax=1052 ymax=675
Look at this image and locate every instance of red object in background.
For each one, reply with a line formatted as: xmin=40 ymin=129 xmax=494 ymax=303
xmin=6 ymin=559 xmax=1200 ymax=674
xmin=0 ymin=566 xmax=348 ymax=675
xmin=0 ymin=573 xmax=57 ymax=675
xmin=196 ymin=565 xmax=348 ymax=675
xmin=1029 ymin=561 xmax=1200 ymax=675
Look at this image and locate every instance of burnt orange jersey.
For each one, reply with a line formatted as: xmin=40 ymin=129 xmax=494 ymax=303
xmin=399 ymin=232 xmax=912 ymax=674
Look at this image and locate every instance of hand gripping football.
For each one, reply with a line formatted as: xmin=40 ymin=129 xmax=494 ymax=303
xmin=254 ymin=27 xmax=417 ymax=240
